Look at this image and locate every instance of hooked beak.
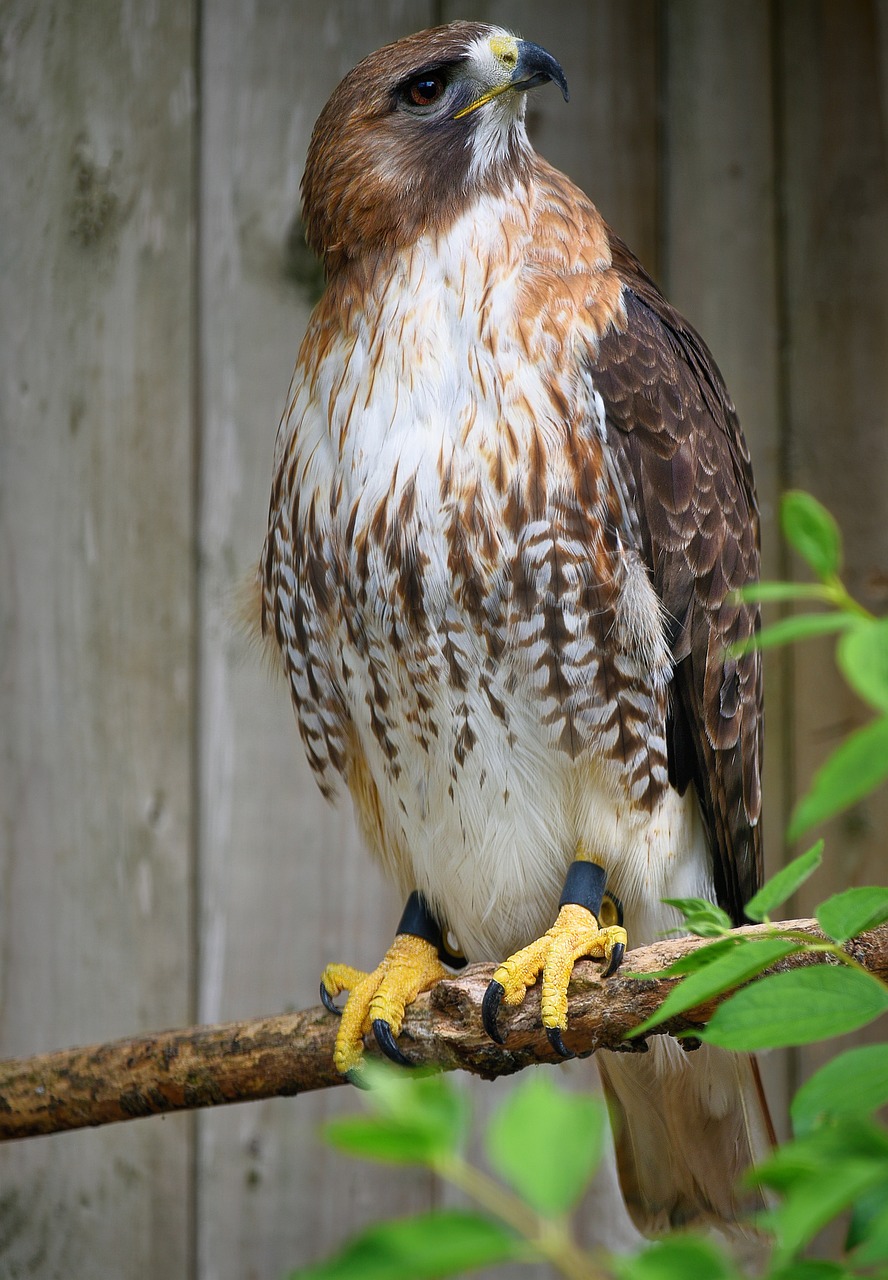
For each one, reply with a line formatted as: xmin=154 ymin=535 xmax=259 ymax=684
xmin=510 ymin=40 xmax=570 ymax=102
xmin=454 ymin=37 xmax=569 ymax=119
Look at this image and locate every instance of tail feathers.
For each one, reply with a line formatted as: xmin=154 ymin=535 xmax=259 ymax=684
xmin=597 ymin=1039 xmax=774 ymax=1253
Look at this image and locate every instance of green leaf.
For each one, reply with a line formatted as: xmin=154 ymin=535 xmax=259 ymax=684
xmin=288 ymin=1210 xmax=519 ymax=1279
xmin=700 ymin=966 xmax=888 ymax=1050
xmin=661 ymin=898 xmax=733 ymax=937
xmin=744 ymin=842 xmax=824 ymax=922
xmin=732 ymin=612 xmax=858 ymax=655
xmin=848 ymin=1185 xmax=888 ymax=1264
xmin=661 ymin=896 xmax=718 ymax=916
xmin=734 ymin=581 xmax=833 ymax=605
xmin=754 ymin=1117 xmax=888 ymax=1189
xmin=753 ymin=1122 xmax=888 ymax=1265
xmin=325 ymin=1066 xmax=467 ymax=1165
xmin=362 ymin=1062 xmax=465 ymax=1132
xmin=789 ymin=715 xmax=888 ymax=838
xmin=815 ymin=886 xmax=888 ymax=943
xmin=838 ymin=618 xmax=888 ymax=712
xmin=767 ymin=1265 xmax=852 ymax=1280
xmin=615 ymin=1235 xmax=739 ymax=1280
xmin=781 ymin=491 xmax=842 ymax=580
xmin=791 ymin=1045 xmax=888 ymax=1135
xmin=628 ymin=937 xmax=742 ymax=980
xmin=629 ymin=938 xmax=799 ymax=1037
xmin=788 ymin=1259 xmax=853 ymax=1280
xmin=324 ymin=1115 xmax=442 ymax=1166
xmin=759 ymin=1160 xmax=885 ymax=1266
xmin=485 ymin=1073 xmax=605 ymax=1216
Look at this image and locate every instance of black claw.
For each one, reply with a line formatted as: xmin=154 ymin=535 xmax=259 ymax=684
xmin=546 ymin=1027 xmax=575 ymax=1059
xmin=320 ymin=981 xmax=343 ymax=1016
xmin=482 ymin=980 xmax=507 ymax=1044
xmin=602 ymin=942 xmax=625 ymax=979
xmin=372 ymin=1018 xmax=413 ymax=1067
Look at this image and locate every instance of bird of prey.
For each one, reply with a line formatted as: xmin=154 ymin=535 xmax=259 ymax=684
xmin=258 ymin=22 xmax=772 ymax=1240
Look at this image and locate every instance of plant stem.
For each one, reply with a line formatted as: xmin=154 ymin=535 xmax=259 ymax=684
xmin=825 ymin=577 xmax=875 ymax=620
xmin=435 ymin=1153 xmax=608 ymax=1280
xmin=772 ymin=931 xmax=888 ymax=984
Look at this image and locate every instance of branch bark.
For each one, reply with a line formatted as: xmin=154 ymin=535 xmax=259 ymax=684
xmin=3 ymin=918 xmax=886 ymax=1142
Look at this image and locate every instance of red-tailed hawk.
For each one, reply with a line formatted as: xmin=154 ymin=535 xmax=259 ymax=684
xmin=259 ymin=22 xmax=771 ymax=1243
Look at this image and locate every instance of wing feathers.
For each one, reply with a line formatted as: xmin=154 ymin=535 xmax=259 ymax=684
xmin=590 ymin=235 xmax=762 ymax=922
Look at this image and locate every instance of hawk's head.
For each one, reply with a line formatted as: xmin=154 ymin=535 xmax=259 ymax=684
xmin=301 ymin=22 xmax=569 ymax=272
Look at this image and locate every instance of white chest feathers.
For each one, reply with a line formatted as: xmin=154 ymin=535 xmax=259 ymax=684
xmin=266 ymin=191 xmax=695 ymax=960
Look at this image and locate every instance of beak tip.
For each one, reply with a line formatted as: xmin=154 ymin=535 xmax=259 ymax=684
xmin=514 ymin=39 xmax=570 ymax=107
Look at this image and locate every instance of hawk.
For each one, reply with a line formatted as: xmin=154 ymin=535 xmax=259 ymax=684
xmin=259 ymin=22 xmax=772 ymax=1241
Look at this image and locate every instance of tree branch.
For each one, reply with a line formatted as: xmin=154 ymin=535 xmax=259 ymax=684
xmin=3 ymin=918 xmax=886 ymax=1142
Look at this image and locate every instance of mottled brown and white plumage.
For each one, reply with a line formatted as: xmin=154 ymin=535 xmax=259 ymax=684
xmin=259 ymin=22 xmax=770 ymax=1245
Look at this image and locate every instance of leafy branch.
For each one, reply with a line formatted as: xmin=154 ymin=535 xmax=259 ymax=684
xmin=290 ymin=850 xmax=888 ymax=1280
xmin=629 ymin=843 xmax=888 ymax=1047
xmin=734 ymin=490 xmax=888 ymax=838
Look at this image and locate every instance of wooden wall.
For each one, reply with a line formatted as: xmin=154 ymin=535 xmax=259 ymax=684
xmin=1 ymin=2 xmax=886 ymax=1275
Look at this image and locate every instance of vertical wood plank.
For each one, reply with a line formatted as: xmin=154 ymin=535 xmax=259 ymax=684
xmin=0 ymin=1 xmax=195 ymax=1275
xmin=661 ymin=0 xmax=790 ymax=1124
xmin=662 ymin=0 xmax=782 ymax=581
xmin=778 ymin=0 xmax=888 ymax=1079
xmin=196 ymin=5 xmax=437 ymax=1276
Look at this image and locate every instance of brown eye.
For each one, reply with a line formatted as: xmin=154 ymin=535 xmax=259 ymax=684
xmin=407 ymin=74 xmax=445 ymax=107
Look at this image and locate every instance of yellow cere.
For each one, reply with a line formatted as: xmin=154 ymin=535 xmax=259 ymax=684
xmin=489 ymin=34 xmax=519 ymax=68
xmin=452 ymin=33 xmax=520 ymax=119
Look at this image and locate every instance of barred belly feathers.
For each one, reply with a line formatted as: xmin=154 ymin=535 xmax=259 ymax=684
xmin=259 ymin=22 xmax=771 ymax=1249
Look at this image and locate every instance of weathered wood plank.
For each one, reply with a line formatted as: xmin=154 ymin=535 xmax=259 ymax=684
xmin=0 ymin=1 xmax=195 ymax=1275
xmin=661 ymin=0 xmax=790 ymax=1127
xmin=196 ymin=5 xmax=437 ymax=1276
xmin=777 ymin=0 xmax=888 ymax=1084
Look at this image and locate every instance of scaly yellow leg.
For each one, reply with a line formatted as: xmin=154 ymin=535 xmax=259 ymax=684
xmin=321 ymin=933 xmax=447 ymax=1077
xmin=482 ymin=861 xmax=627 ymax=1057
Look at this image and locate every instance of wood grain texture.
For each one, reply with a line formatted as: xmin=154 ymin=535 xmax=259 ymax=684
xmin=196 ymin=5 xmax=438 ymax=1276
xmin=662 ymin=0 xmax=790 ymax=1127
xmin=777 ymin=0 xmax=888 ymax=1080
xmin=0 ymin=1 xmax=195 ymax=1276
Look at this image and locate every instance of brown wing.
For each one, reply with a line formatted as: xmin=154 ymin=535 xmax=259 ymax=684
xmin=591 ymin=232 xmax=763 ymax=923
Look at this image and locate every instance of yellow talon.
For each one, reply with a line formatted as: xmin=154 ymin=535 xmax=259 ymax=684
xmin=321 ymin=934 xmax=447 ymax=1076
xmin=488 ymin=903 xmax=628 ymax=1041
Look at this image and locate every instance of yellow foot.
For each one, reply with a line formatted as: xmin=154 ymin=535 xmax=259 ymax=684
xmin=320 ymin=934 xmax=447 ymax=1077
xmin=482 ymin=902 xmax=627 ymax=1058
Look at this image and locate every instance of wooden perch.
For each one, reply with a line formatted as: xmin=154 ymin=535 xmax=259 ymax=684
xmin=3 ymin=918 xmax=887 ymax=1142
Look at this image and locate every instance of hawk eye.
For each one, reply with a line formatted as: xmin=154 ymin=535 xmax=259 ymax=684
xmin=405 ymin=73 xmax=446 ymax=107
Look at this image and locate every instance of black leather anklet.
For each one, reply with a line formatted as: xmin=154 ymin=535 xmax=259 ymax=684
xmin=558 ymin=860 xmax=607 ymax=916
xmin=396 ymin=891 xmax=467 ymax=969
